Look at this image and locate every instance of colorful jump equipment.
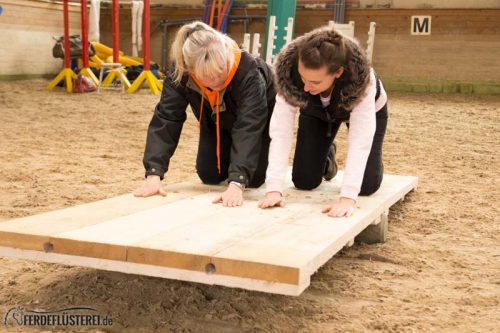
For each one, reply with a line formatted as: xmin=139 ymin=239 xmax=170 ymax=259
xmin=48 ymin=0 xmax=162 ymax=94
xmin=127 ymin=0 xmax=162 ymax=94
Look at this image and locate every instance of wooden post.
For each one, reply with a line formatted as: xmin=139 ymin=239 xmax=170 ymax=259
xmin=355 ymin=210 xmax=389 ymax=244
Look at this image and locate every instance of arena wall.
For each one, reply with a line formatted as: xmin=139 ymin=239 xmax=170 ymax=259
xmin=0 ymin=0 xmax=81 ymax=79
xmin=1 ymin=1 xmax=498 ymax=93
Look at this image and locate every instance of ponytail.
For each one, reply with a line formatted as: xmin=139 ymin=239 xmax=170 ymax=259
xmin=170 ymin=23 xmax=197 ymax=85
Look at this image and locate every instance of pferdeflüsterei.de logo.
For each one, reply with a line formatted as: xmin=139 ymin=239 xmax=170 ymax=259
xmin=4 ymin=306 xmax=113 ymax=327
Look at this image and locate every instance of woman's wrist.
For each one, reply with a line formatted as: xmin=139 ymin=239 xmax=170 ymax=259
xmin=339 ymin=196 xmax=356 ymax=204
xmin=229 ymin=181 xmax=245 ymax=191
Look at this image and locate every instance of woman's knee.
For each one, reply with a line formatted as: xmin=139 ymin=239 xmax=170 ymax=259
xmin=197 ymin=169 xmax=226 ymax=185
xmin=359 ymin=176 xmax=383 ymax=196
xmin=292 ymin=175 xmax=322 ymax=191
xmin=248 ymin=174 xmax=265 ymax=188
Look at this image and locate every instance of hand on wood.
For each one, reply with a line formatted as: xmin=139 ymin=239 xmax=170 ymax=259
xmin=322 ymin=197 xmax=356 ymax=217
xmin=133 ymin=175 xmax=167 ymax=197
xmin=212 ymin=183 xmax=243 ymax=207
xmin=258 ymin=191 xmax=286 ymax=209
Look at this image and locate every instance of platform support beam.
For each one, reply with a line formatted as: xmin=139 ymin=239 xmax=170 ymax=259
xmin=355 ymin=210 xmax=389 ymax=244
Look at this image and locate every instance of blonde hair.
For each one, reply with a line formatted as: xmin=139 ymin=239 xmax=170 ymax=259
xmin=170 ymin=21 xmax=236 ymax=85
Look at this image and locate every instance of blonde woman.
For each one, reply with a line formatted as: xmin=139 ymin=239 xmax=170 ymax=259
xmin=134 ymin=21 xmax=276 ymax=207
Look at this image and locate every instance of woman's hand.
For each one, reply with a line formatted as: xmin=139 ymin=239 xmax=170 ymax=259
xmin=258 ymin=191 xmax=286 ymax=209
xmin=133 ymin=175 xmax=167 ymax=197
xmin=212 ymin=183 xmax=244 ymax=207
xmin=322 ymin=197 xmax=356 ymax=217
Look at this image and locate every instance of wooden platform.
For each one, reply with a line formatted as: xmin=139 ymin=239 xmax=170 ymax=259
xmin=0 ymin=172 xmax=417 ymax=296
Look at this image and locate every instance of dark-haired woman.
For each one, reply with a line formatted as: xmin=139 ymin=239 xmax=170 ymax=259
xmin=258 ymin=26 xmax=388 ymax=217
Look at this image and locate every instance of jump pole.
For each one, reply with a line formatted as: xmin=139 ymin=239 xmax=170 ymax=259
xmin=128 ymin=0 xmax=162 ymax=94
xmin=101 ymin=0 xmax=131 ymax=90
xmin=47 ymin=0 xmax=77 ymax=92
xmin=79 ymin=0 xmax=99 ymax=86
xmin=264 ymin=0 xmax=296 ymax=64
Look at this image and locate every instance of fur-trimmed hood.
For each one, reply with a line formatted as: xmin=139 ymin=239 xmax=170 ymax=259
xmin=274 ymin=27 xmax=371 ymax=111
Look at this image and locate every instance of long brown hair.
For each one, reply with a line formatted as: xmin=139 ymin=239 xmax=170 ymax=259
xmin=274 ymin=25 xmax=371 ymax=110
xmin=297 ymin=27 xmax=349 ymax=74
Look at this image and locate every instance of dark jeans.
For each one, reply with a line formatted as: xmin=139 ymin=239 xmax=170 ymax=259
xmin=195 ymin=125 xmax=270 ymax=188
xmin=292 ymin=104 xmax=388 ymax=196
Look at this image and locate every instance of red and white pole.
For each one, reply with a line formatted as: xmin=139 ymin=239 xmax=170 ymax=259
xmin=80 ymin=0 xmax=89 ymax=68
xmin=112 ymin=0 xmax=120 ymax=63
xmin=143 ymin=0 xmax=150 ymax=71
xmin=63 ymin=0 xmax=71 ymax=69
xmin=127 ymin=0 xmax=161 ymax=94
xmin=47 ymin=0 xmax=78 ymax=91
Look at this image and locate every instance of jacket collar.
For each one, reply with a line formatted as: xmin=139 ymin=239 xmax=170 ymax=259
xmin=274 ymin=30 xmax=371 ymax=111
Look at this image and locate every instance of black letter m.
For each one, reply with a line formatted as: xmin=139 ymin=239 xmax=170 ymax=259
xmin=411 ymin=16 xmax=431 ymax=35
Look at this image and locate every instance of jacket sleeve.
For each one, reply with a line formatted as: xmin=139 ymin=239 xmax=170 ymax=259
xmin=228 ymin=69 xmax=269 ymax=186
xmin=142 ymin=74 xmax=188 ymax=180
xmin=341 ymin=70 xmax=377 ymax=200
xmin=265 ymin=94 xmax=297 ymax=194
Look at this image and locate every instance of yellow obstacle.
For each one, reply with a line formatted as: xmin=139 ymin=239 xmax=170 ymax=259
xmin=101 ymin=65 xmax=131 ymax=91
xmin=127 ymin=70 xmax=163 ymax=94
xmin=89 ymin=55 xmax=104 ymax=69
xmin=79 ymin=67 xmax=99 ymax=86
xmin=47 ymin=68 xmax=77 ymax=93
xmin=92 ymin=42 xmax=142 ymax=67
xmin=105 ymin=55 xmax=141 ymax=67
xmin=92 ymin=41 xmax=124 ymax=57
xmin=90 ymin=41 xmax=161 ymax=94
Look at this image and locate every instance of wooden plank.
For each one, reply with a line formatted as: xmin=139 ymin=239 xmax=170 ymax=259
xmin=127 ymin=199 xmax=315 ymax=284
xmin=0 ymin=246 xmax=306 ymax=296
xmin=49 ymin=194 xmax=229 ymax=260
xmin=127 ymin=174 xmax=417 ymax=286
xmin=0 ymin=180 xmax=204 ymax=250
xmin=0 ymin=173 xmax=418 ymax=295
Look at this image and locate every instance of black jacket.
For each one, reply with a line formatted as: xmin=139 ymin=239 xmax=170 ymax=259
xmin=288 ymin=64 xmax=381 ymax=124
xmin=143 ymin=51 xmax=276 ymax=186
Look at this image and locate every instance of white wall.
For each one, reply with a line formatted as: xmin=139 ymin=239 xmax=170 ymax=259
xmin=0 ymin=0 xmax=81 ymax=77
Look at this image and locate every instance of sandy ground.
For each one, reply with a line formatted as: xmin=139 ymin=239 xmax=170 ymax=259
xmin=0 ymin=79 xmax=499 ymax=333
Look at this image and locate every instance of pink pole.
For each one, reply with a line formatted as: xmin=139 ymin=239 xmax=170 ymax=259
xmin=63 ymin=0 xmax=70 ymax=68
xmin=80 ymin=0 xmax=89 ymax=67
xmin=112 ymin=0 xmax=119 ymax=63
xmin=143 ymin=0 xmax=150 ymax=71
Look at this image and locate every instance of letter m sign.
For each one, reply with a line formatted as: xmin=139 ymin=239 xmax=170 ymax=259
xmin=411 ymin=16 xmax=431 ymax=35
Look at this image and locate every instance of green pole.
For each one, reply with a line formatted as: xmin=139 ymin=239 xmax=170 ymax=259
xmin=265 ymin=0 xmax=297 ymax=59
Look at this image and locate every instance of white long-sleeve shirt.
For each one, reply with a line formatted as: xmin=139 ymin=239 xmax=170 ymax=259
xmin=265 ymin=69 xmax=387 ymax=201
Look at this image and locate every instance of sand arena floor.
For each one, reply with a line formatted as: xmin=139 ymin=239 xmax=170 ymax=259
xmin=0 ymin=79 xmax=499 ymax=332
